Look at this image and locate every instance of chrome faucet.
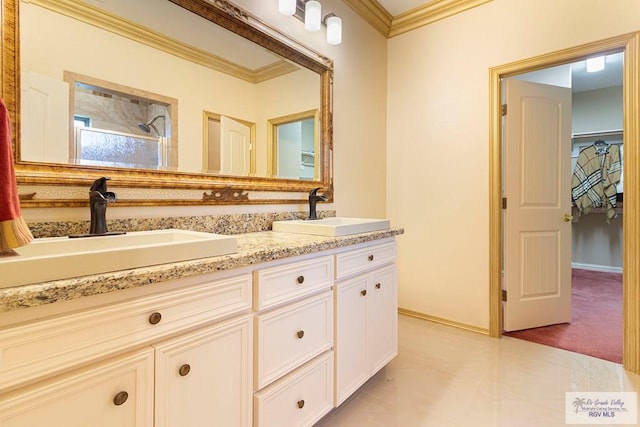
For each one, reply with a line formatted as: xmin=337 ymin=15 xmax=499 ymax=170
xmin=89 ymin=177 xmax=117 ymax=235
xmin=308 ymin=187 xmax=327 ymax=220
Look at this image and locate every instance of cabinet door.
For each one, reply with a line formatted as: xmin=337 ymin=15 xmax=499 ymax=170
xmin=0 ymin=348 xmax=154 ymax=427
xmin=154 ymin=315 xmax=253 ymax=427
xmin=368 ymin=265 xmax=398 ymax=374
xmin=335 ymin=275 xmax=369 ymax=406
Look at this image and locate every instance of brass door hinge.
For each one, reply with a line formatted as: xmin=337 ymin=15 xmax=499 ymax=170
xmin=501 ymin=104 xmax=507 ymax=116
xmin=502 ymin=289 xmax=507 ymax=302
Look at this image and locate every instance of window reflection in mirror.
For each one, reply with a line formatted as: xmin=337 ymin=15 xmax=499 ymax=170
xmin=268 ymin=110 xmax=319 ymax=180
xmin=21 ymin=69 xmax=178 ymax=170
xmin=203 ymin=111 xmax=256 ymax=176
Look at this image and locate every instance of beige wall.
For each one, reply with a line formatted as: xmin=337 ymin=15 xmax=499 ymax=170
xmin=20 ymin=0 xmax=389 ymax=222
xmin=387 ymin=0 xmax=640 ymax=329
xmin=573 ymin=86 xmax=624 ymax=134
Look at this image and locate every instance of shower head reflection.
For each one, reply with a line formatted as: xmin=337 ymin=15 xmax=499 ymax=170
xmin=137 ymin=115 xmax=165 ymax=136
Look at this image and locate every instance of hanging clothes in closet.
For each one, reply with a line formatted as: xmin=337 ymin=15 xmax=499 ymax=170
xmin=571 ymin=140 xmax=621 ymax=222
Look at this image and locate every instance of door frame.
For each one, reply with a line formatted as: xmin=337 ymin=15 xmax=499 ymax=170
xmin=489 ymin=33 xmax=640 ymax=373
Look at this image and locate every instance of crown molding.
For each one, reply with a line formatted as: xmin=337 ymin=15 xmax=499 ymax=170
xmin=389 ymin=0 xmax=492 ymax=37
xmin=341 ymin=0 xmax=392 ymax=37
xmin=343 ymin=0 xmax=493 ymax=38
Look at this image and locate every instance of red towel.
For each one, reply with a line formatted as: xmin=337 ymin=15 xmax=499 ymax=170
xmin=0 ymin=97 xmax=33 ymax=250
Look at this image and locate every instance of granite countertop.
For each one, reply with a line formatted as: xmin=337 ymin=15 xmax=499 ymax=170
xmin=0 ymin=228 xmax=404 ymax=313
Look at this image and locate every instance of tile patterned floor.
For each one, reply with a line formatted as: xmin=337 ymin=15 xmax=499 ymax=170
xmin=315 ymin=315 xmax=640 ymax=427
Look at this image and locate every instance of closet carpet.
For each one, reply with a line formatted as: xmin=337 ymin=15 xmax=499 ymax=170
xmin=504 ymin=268 xmax=623 ymax=364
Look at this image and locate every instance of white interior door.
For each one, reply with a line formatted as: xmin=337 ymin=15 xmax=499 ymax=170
xmin=21 ymin=71 xmax=69 ymax=163
xmin=503 ymin=79 xmax=573 ymax=332
xmin=220 ymin=116 xmax=250 ymax=176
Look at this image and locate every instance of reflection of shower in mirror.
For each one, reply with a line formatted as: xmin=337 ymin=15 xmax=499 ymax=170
xmin=137 ymin=115 xmax=165 ymax=137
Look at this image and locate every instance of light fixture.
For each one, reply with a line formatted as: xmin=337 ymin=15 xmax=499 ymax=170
xmin=304 ymin=0 xmax=321 ymax=32
xmin=279 ymin=0 xmax=342 ymax=45
xmin=586 ymin=56 xmax=605 ymax=73
xmin=278 ymin=0 xmax=296 ymax=16
xmin=324 ymin=13 xmax=342 ymax=45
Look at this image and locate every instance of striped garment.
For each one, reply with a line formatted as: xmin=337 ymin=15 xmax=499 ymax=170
xmin=571 ymin=143 xmax=621 ymax=222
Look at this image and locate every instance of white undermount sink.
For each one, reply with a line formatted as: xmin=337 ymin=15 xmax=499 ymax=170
xmin=0 ymin=229 xmax=237 ymax=288
xmin=272 ymin=217 xmax=391 ymax=237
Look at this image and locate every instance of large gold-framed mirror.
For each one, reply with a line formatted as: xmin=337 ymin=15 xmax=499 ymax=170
xmin=3 ymin=0 xmax=333 ymax=206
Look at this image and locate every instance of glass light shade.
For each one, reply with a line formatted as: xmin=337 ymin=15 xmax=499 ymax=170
xmin=326 ymin=15 xmax=342 ymax=45
xmin=586 ymin=56 xmax=605 ymax=72
xmin=278 ymin=0 xmax=297 ymax=16
xmin=305 ymin=1 xmax=322 ymax=32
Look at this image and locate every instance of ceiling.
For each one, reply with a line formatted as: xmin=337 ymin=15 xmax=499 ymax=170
xmin=571 ymin=52 xmax=623 ymax=92
xmin=376 ymin=0 xmax=429 ymax=16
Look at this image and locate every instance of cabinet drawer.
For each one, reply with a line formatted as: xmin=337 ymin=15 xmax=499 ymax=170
xmin=336 ymin=241 xmax=397 ymax=279
xmin=255 ymin=291 xmax=333 ymax=389
xmin=0 ymin=273 xmax=252 ymax=392
xmin=254 ymin=351 xmax=333 ymax=427
xmin=254 ymin=255 xmax=333 ymax=310
xmin=0 ymin=347 xmax=154 ymax=427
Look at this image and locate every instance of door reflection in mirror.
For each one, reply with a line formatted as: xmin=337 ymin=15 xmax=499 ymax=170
xmin=268 ymin=109 xmax=319 ymax=180
xmin=203 ymin=111 xmax=256 ymax=176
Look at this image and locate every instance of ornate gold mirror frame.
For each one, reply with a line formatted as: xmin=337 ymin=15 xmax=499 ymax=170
xmin=2 ymin=0 xmax=334 ymax=206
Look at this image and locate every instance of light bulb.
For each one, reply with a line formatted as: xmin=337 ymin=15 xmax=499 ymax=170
xmin=326 ymin=15 xmax=342 ymax=45
xmin=305 ymin=1 xmax=321 ymax=32
xmin=278 ymin=0 xmax=296 ymax=16
xmin=586 ymin=56 xmax=605 ymax=73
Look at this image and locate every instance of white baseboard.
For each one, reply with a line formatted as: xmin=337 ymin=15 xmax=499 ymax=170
xmin=572 ymin=262 xmax=623 ymax=274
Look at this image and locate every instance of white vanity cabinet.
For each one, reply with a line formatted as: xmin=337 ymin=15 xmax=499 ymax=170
xmin=0 ymin=272 xmax=253 ymax=427
xmin=0 ymin=232 xmax=401 ymax=426
xmin=0 ymin=347 xmax=155 ymax=426
xmin=253 ymin=255 xmax=335 ymax=427
xmin=334 ymin=241 xmax=398 ymax=406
